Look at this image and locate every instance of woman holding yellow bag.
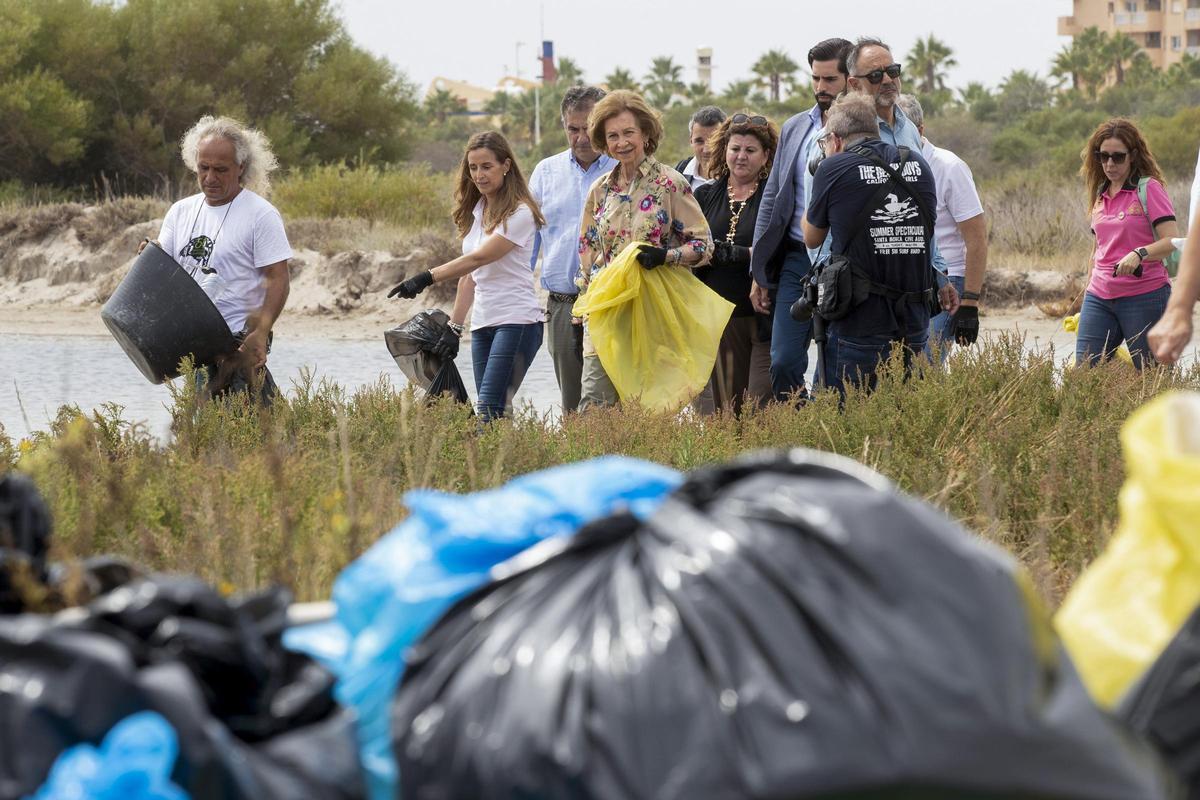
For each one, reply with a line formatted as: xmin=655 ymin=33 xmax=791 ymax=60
xmin=575 ymin=91 xmax=713 ymax=409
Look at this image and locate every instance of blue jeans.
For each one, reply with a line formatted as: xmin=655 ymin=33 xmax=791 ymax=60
xmin=1075 ymin=284 xmax=1171 ymax=369
xmin=830 ymin=327 xmax=929 ymax=395
xmin=925 ymin=274 xmax=964 ymax=364
xmin=770 ymin=248 xmax=814 ymax=400
xmin=471 ymin=322 xmax=543 ymax=421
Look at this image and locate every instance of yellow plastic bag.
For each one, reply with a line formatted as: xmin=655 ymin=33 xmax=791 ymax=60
xmin=1063 ymin=313 xmax=1134 ymax=366
xmin=573 ymin=242 xmax=734 ymax=413
xmin=1055 ymin=391 xmax=1200 ymax=708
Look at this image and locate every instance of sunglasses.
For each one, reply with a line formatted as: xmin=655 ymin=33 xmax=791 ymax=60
xmin=1095 ymin=150 xmax=1129 ymax=164
xmin=854 ymin=63 xmax=902 ymax=84
xmin=731 ymin=113 xmax=768 ymax=126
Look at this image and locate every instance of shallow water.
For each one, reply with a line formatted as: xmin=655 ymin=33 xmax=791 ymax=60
xmin=0 ymin=332 xmax=565 ymax=439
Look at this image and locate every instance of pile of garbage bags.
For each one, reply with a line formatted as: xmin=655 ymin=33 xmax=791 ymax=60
xmin=9 ymin=390 xmax=1200 ymax=799
xmin=0 ymin=477 xmax=364 ymax=800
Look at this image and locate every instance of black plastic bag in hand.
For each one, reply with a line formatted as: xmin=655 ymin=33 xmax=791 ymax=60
xmin=385 ymin=310 xmax=452 ymax=391
xmin=429 ymin=326 xmax=460 ymax=360
xmin=949 ymin=304 xmax=979 ymax=346
xmin=426 ymin=360 xmax=470 ymax=405
xmin=393 ymin=450 xmax=1176 ymax=800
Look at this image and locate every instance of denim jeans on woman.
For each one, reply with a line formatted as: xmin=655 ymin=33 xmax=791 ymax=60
xmin=470 ymin=322 xmax=543 ymax=422
xmin=1075 ymin=284 xmax=1171 ymax=369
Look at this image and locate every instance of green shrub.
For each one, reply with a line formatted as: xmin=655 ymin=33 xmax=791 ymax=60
xmin=12 ymin=341 xmax=1199 ymax=603
xmin=273 ymin=162 xmax=454 ymax=230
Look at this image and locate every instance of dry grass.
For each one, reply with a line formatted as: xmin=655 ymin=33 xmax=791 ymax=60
xmin=5 ymin=338 xmax=1197 ymax=605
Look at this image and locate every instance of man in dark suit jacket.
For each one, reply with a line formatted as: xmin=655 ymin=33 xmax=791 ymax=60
xmin=675 ymin=106 xmax=725 ymax=190
xmin=751 ymin=38 xmax=851 ymax=401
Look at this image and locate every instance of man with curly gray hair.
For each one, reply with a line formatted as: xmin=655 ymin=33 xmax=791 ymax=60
xmin=140 ymin=115 xmax=292 ymax=402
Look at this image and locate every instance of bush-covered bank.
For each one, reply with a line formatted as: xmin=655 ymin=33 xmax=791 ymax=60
xmin=3 ymin=337 xmax=1196 ymax=604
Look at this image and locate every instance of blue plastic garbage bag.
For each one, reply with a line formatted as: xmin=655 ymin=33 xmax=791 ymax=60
xmin=285 ymin=456 xmax=681 ymax=800
xmin=27 ymin=711 xmax=187 ymax=800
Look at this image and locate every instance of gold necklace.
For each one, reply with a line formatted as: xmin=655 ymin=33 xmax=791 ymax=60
xmin=726 ymin=180 xmax=757 ymax=244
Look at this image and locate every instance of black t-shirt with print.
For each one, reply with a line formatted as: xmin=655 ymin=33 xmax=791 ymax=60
xmin=807 ymin=139 xmax=938 ymax=337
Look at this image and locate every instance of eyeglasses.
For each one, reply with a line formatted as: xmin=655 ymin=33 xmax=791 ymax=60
xmin=731 ymin=114 xmax=768 ymax=126
xmin=853 ymin=63 xmax=902 ymax=84
xmin=1095 ymin=150 xmax=1129 ymax=164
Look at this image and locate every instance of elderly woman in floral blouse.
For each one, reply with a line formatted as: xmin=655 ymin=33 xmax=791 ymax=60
xmin=576 ymin=90 xmax=713 ymax=409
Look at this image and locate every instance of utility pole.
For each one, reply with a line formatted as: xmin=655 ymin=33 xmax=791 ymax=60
xmin=533 ymin=5 xmax=544 ymax=147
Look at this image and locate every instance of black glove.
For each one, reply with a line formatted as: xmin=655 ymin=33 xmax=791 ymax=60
xmin=430 ymin=325 xmax=460 ymax=359
xmin=635 ymin=244 xmax=669 ymax=269
xmin=387 ymin=269 xmax=434 ymax=299
xmin=713 ymin=241 xmax=751 ymax=268
xmin=948 ymin=304 xmax=979 ymax=346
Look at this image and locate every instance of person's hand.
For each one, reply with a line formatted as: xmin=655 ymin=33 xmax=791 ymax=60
xmin=137 ymin=238 xmax=159 ymax=255
xmin=430 ymin=325 xmax=460 ymax=359
xmin=387 ymin=269 xmax=434 ymax=299
xmin=750 ymin=280 xmax=771 ymax=314
xmin=239 ymin=328 xmax=269 ymax=370
xmin=635 ymin=244 xmax=669 ymax=269
xmin=1114 ymin=251 xmax=1143 ymax=277
xmin=1148 ymin=307 xmax=1193 ymax=365
xmin=711 ymin=241 xmax=732 ymax=267
xmin=948 ymin=305 xmax=979 ymax=346
xmin=938 ymin=280 xmax=960 ymax=314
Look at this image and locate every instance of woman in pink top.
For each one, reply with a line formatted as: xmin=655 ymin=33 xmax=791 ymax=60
xmin=1076 ymin=118 xmax=1178 ymax=368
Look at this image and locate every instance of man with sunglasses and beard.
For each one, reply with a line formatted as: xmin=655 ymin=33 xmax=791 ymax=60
xmin=751 ymin=37 xmax=852 ymax=402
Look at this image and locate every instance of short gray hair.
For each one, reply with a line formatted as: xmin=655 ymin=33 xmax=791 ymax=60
xmin=846 ymin=37 xmax=891 ymax=78
xmin=180 ymin=115 xmax=279 ymax=197
xmin=826 ymin=95 xmax=881 ymax=142
xmin=561 ymin=86 xmax=606 ymax=118
xmin=688 ymin=105 xmax=726 ymax=132
xmin=896 ymin=94 xmax=924 ymax=127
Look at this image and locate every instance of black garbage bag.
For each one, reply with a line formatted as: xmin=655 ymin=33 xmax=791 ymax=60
xmin=0 ymin=574 xmax=365 ymax=800
xmin=427 ymin=360 xmax=470 ymax=405
xmin=384 ymin=309 xmax=452 ymax=391
xmin=0 ymin=473 xmax=52 ymax=614
xmin=392 ymin=450 xmax=1178 ymax=800
xmin=1119 ymin=604 xmax=1200 ymax=798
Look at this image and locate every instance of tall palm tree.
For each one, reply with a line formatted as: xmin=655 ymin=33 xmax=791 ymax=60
xmin=604 ymin=67 xmax=639 ymax=92
xmin=424 ymin=89 xmax=463 ymax=124
xmin=484 ymin=91 xmax=511 ymax=133
xmin=1105 ymin=32 xmax=1142 ymax=85
xmin=906 ymin=35 xmax=957 ymax=94
xmin=685 ymin=82 xmax=715 ymax=106
xmin=556 ymin=57 xmax=584 ymax=86
xmin=1051 ymin=40 xmax=1090 ymax=91
xmin=643 ymin=56 xmax=685 ymax=108
xmin=720 ymin=80 xmax=754 ymax=108
xmin=996 ymin=69 xmax=1050 ymax=115
xmin=504 ymin=90 xmax=539 ymax=142
xmin=751 ymin=49 xmax=799 ymax=103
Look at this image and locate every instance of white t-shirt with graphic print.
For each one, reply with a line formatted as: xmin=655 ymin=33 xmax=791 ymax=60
xmin=463 ymin=200 xmax=543 ymax=331
xmin=158 ymin=189 xmax=292 ymax=334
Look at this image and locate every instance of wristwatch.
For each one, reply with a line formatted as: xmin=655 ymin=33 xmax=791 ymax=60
xmin=1135 ymin=247 xmax=1149 ymax=262
xmin=961 ymin=290 xmax=981 ymax=301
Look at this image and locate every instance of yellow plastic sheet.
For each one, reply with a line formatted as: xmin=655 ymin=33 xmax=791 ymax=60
xmin=1063 ymin=313 xmax=1134 ymax=366
xmin=1055 ymin=391 xmax=1200 ymax=708
xmin=573 ymin=242 xmax=734 ymax=413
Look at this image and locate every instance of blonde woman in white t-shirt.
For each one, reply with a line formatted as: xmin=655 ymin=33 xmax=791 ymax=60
xmin=389 ymin=131 xmax=547 ymax=421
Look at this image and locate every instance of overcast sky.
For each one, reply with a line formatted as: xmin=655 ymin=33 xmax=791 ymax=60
xmin=337 ymin=0 xmax=1071 ymax=97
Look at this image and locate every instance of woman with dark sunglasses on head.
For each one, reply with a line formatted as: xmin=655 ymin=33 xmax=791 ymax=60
xmin=1076 ymin=118 xmax=1179 ymax=368
xmin=693 ymin=113 xmax=779 ymax=414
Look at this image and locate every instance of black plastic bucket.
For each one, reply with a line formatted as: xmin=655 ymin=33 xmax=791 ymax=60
xmin=101 ymin=242 xmax=238 ymax=384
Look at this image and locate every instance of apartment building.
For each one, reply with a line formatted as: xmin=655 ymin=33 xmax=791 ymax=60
xmin=1059 ymin=0 xmax=1200 ymax=68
